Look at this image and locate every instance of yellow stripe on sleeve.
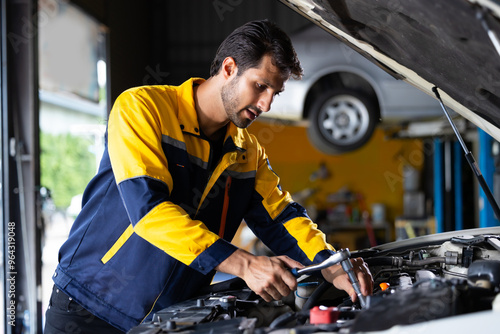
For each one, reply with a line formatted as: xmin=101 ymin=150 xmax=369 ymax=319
xmin=283 ymin=217 xmax=335 ymax=262
xmin=133 ymin=201 xmax=220 ymax=266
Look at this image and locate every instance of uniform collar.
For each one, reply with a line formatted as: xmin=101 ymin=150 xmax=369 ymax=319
xmin=177 ymin=77 xmax=204 ymax=137
xmin=224 ymin=122 xmax=247 ymax=153
xmin=177 ymin=77 xmax=247 ymax=152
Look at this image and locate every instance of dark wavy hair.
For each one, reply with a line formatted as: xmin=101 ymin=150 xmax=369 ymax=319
xmin=210 ymin=20 xmax=303 ymax=80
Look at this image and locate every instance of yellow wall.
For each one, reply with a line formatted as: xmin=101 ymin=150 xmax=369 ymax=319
xmin=248 ymin=120 xmax=425 ymax=226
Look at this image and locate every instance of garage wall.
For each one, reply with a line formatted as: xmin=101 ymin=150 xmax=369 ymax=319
xmin=153 ymin=0 xmax=311 ymax=85
xmin=71 ymin=0 xmax=312 ymax=100
xmin=249 ymin=121 xmax=425 ymax=233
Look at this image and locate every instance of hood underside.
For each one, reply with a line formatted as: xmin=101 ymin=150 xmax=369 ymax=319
xmin=279 ymin=0 xmax=500 ymax=141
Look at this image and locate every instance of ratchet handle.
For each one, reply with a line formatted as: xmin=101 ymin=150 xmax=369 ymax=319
xmin=291 ymin=250 xmax=351 ymax=278
xmin=341 ymin=259 xmax=367 ymax=308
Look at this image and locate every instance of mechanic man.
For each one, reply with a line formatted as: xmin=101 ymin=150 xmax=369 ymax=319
xmin=44 ymin=20 xmax=373 ymax=334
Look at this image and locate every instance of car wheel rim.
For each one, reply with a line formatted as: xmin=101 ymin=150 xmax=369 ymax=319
xmin=318 ymin=94 xmax=370 ymax=146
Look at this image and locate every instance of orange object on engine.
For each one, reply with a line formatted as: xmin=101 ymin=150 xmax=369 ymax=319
xmin=379 ymin=282 xmax=390 ymax=291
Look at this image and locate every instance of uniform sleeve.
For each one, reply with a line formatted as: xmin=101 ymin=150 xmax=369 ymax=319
xmin=244 ymin=140 xmax=335 ymax=265
xmin=107 ymin=89 xmax=237 ymax=274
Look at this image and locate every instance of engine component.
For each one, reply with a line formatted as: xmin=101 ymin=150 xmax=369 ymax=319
xmin=415 ymin=269 xmax=437 ymax=282
xmin=350 ymin=279 xmax=465 ymax=332
xmin=295 ymin=281 xmax=319 ymax=310
xmin=468 ymin=260 xmax=500 ymax=291
xmin=127 ymin=231 xmax=500 ymax=334
xmin=309 ymin=306 xmax=339 ymax=324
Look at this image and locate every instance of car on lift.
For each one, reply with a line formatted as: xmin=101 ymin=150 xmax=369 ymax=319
xmin=267 ymin=24 xmax=443 ymax=154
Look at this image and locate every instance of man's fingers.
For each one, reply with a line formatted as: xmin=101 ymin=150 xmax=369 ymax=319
xmin=282 ymin=270 xmax=299 ymax=292
xmin=336 ymin=275 xmax=357 ymax=301
xmin=241 ymin=255 xmax=301 ymax=302
xmin=269 ymin=260 xmax=296 ymax=297
xmin=258 ymin=290 xmax=273 ymax=302
xmin=359 ymin=268 xmax=373 ymax=296
xmin=276 ymin=255 xmax=305 ymax=270
xmin=352 ymin=258 xmax=373 ymax=296
xmin=272 ymin=255 xmax=301 ymax=292
xmin=257 ymin=279 xmax=291 ymax=301
xmin=276 ymin=276 xmax=294 ymax=297
xmin=326 ymin=257 xmax=374 ymax=303
xmin=269 ymin=283 xmax=291 ymax=301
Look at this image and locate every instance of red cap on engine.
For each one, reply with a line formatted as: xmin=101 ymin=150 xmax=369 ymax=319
xmin=309 ymin=306 xmax=339 ymax=324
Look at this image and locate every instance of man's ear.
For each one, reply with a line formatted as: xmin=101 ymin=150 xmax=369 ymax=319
xmin=221 ymin=57 xmax=238 ymax=79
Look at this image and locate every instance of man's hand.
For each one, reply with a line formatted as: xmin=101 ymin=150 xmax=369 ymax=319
xmin=321 ymin=257 xmax=373 ymax=303
xmin=216 ymin=249 xmax=304 ymax=302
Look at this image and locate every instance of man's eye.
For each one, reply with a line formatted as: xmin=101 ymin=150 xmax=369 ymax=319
xmin=256 ymin=83 xmax=265 ymax=90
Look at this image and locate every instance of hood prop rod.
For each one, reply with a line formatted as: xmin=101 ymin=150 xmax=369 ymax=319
xmin=433 ymin=87 xmax=500 ymax=222
xmin=475 ymin=6 xmax=500 ymax=58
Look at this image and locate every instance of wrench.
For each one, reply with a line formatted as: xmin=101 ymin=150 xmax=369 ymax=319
xmin=291 ymin=249 xmax=367 ymax=308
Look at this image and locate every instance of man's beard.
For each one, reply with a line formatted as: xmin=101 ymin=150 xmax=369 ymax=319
xmin=221 ymin=76 xmax=255 ymax=129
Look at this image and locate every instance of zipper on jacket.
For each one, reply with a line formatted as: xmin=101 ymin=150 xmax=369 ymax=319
xmin=218 ymin=175 xmax=232 ymax=238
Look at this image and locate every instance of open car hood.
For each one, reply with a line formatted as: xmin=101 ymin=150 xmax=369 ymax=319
xmin=279 ymin=0 xmax=500 ymax=141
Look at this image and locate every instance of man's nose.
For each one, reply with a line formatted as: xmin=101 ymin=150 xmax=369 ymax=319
xmin=258 ymin=92 xmax=274 ymax=113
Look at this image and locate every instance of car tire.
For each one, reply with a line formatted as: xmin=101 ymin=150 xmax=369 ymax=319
xmin=307 ymin=89 xmax=378 ymax=154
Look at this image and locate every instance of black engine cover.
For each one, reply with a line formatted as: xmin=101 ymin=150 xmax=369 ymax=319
xmin=350 ymin=280 xmax=465 ymax=332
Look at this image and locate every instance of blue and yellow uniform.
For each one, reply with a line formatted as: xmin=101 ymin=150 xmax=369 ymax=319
xmin=53 ymin=78 xmax=335 ymax=331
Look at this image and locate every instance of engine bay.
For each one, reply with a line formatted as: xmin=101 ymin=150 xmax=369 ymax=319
xmin=128 ymin=230 xmax=500 ymax=333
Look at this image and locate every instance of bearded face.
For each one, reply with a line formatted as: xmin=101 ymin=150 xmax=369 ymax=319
xmin=219 ymin=54 xmax=287 ymax=129
xmin=221 ymin=75 xmax=258 ymax=129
